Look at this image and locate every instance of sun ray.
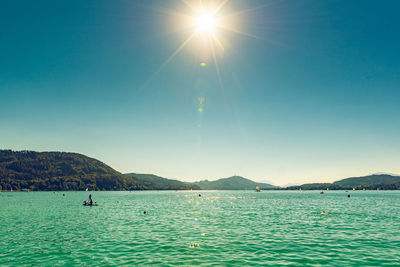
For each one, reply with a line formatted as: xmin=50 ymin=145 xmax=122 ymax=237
xmin=208 ymin=36 xmax=239 ymax=131
xmin=214 ymin=0 xmax=230 ymax=14
xmin=134 ymin=2 xmax=192 ymax=23
xmin=156 ymin=32 xmax=196 ymax=73
xmin=135 ymin=32 xmax=197 ymax=94
xmin=211 ymin=35 xmax=225 ymax=52
xmin=221 ymin=2 xmax=278 ymax=20
xmin=208 ymin=37 xmax=225 ymax=97
xmin=133 ymin=0 xmax=274 ymax=101
xmin=219 ymin=24 xmax=289 ymax=48
xmin=181 ymin=0 xmax=197 ymax=12
xmin=219 ymin=24 xmax=265 ymax=41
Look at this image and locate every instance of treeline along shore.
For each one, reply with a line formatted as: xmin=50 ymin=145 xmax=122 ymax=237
xmin=1 ymin=150 xmax=400 ymax=191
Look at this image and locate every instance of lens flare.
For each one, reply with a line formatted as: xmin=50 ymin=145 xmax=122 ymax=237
xmin=136 ymin=0 xmax=269 ymax=98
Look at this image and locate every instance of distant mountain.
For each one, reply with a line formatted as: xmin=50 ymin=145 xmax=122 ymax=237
xmin=124 ymin=173 xmax=199 ymax=190
xmin=3 ymin=150 xmax=400 ymax=191
xmin=333 ymin=174 xmax=400 ymax=188
xmin=194 ymin=176 xmax=277 ymax=190
xmin=281 ymin=183 xmax=300 ymax=188
xmin=371 ymin=172 xmax=399 ymax=176
xmin=288 ymin=174 xmax=400 ymax=190
xmin=259 ymin=179 xmax=275 ymax=185
xmin=0 ymin=150 xmax=145 ymax=191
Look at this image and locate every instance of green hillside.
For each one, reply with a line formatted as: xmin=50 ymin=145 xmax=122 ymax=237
xmin=287 ymin=174 xmax=400 ymax=190
xmin=0 ymin=150 xmax=145 ymax=191
xmin=125 ymin=173 xmax=200 ymax=190
xmin=194 ymin=176 xmax=276 ymax=190
xmin=3 ymin=149 xmax=399 ymax=191
xmin=333 ymin=174 xmax=400 ymax=188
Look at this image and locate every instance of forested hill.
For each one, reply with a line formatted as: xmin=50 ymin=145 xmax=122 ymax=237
xmin=0 ymin=150 xmax=146 ymax=191
xmin=333 ymin=174 xmax=400 ymax=188
xmin=194 ymin=176 xmax=277 ymax=190
xmin=287 ymin=174 xmax=400 ymax=190
xmin=125 ymin=173 xmax=200 ymax=190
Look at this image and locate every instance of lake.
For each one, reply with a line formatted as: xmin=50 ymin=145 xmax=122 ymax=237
xmin=1 ymin=191 xmax=399 ymax=266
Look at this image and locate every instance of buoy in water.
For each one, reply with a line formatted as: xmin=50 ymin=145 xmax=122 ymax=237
xmin=190 ymin=242 xmax=200 ymax=248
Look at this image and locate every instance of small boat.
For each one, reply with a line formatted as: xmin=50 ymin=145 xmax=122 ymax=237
xmin=83 ymin=202 xmax=98 ymax=206
xmin=83 ymin=201 xmax=98 ymax=206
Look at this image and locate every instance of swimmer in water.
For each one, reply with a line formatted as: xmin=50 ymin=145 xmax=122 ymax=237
xmin=321 ymin=211 xmax=328 ymax=215
xmin=348 ymin=194 xmax=350 ymax=198
xmin=143 ymin=211 xmax=147 ymax=214
xmin=88 ymin=194 xmax=93 ymax=205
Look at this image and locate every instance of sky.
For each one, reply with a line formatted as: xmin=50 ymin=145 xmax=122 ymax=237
xmin=1 ymin=0 xmax=400 ymax=186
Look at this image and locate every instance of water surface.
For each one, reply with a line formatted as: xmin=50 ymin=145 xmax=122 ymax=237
xmin=1 ymin=191 xmax=399 ymax=266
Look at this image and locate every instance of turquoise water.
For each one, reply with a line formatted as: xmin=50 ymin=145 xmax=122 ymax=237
xmin=1 ymin=191 xmax=399 ymax=266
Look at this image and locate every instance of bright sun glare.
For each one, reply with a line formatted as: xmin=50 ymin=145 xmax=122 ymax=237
xmin=194 ymin=11 xmax=217 ymax=34
xmin=142 ymin=0 xmax=263 ymax=89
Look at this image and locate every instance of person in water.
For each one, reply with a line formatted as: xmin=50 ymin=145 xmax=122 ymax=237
xmin=88 ymin=194 xmax=93 ymax=205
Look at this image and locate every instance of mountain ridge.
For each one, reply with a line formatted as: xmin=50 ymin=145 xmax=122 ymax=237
xmin=0 ymin=150 xmax=144 ymax=191
xmin=1 ymin=150 xmax=400 ymax=190
xmin=193 ymin=175 xmax=277 ymax=190
xmin=124 ymin=173 xmax=200 ymax=190
xmin=288 ymin=174 xmax=400 ymax=190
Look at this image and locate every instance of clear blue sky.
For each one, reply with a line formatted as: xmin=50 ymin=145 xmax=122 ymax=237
xmin=1 ymin=0 xmax=400 ymax=185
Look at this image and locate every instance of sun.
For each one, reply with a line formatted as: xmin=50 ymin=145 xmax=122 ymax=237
xmin=194 ymin=11 xmax=218 ymax=35
xmin=138 ymin=0 xmax=266 ymax=90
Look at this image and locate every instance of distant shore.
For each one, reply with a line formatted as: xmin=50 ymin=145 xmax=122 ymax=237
xmin=1 ymin=150 xmax=400 ymax=191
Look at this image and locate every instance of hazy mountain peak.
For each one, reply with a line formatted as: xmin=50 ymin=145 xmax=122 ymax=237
xmin=194 ymin=175 xmax=277 ymax=190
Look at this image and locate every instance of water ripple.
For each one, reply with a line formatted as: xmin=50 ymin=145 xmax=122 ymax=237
xmin=1 ymin=191 xmax=400 ymax=266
